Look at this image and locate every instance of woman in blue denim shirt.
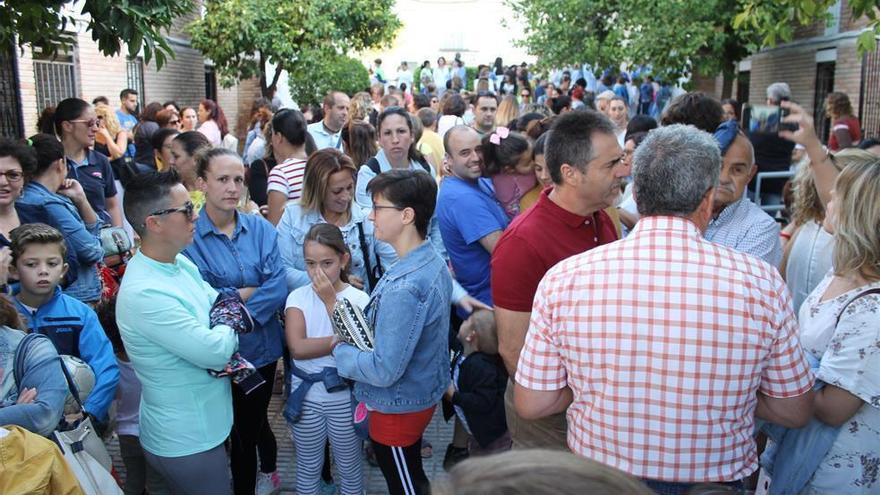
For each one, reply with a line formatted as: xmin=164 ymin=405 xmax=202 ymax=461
xmin=182 ymin=148 xmax=287 ymax=495
xmin=0 ymin=295 xmax=67 ymax=437
xmin=15 ymin=134 xmax=103 ymax=304
xmin=277 ymin=148 xmax=391 ymax=293
xmin=332 ymin=170 xmax=452 ymax=495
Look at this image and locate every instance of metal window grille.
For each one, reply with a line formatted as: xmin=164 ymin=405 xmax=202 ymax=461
xmin=33 ymin=50 xmax=77 ymax=111
xmin=126 ymin=57 xmax=145 ymax=109
xmin=0 ymin=40 xmax=24 ymax=138
xmin=813 ymin=61 xmax=835 ymax=143
xmin=859 ymin=45 xmax=880 ymax=139
xmin=736 ymin=71 xmax=750 ymax=102
xmin=205 ymin=65 xmax=217 ymax=102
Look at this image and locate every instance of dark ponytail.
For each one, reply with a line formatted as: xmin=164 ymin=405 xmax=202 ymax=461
xmin=480 ymin=130 xmax=530 ymax=176
xmin=52 ymin=98 xmax=91 ymax=136
xmin=25 ymin=134 xmax=65 ymax=179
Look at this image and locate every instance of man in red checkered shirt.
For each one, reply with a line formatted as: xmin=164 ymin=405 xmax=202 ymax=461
xmin=515 ymin=124 xmax=814 ymax=491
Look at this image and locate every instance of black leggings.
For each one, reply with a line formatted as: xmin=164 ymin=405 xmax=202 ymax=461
xmin=230 ymin=361 xmax=278 ymax=494
xmin=372 ymin=437 xmax=430 ymax=495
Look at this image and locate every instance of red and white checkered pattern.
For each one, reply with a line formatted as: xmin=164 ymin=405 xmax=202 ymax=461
xmin=516 ymin=216 xmax=813 ymax=483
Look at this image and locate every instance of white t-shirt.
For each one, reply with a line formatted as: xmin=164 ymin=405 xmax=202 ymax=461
xmin=267 ymin=157 xmax=308 ymax=201
xmin=286 ymin=284 xmax=370 ymax=402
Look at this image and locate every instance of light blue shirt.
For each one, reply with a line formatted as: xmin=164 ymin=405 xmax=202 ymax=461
xmin=704 ymin=195 xmax=782 ymax=266
xmin=116 ymin=251 xmax=238 ymax=457
xmin=183 ymin=211 xmax=287 ymax=369
xmin=307 ymin=121 xmax=343 ymax=151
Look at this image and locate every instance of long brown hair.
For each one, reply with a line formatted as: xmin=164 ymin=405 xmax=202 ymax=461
xmin=304 ymin=223 xmax=351 ymax=283
xmin=300 ymin=148 xmax=358 ymax=221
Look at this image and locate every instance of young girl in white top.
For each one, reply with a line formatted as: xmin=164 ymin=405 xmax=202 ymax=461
xmin=284 ymin=223 xmax=367 ymax=495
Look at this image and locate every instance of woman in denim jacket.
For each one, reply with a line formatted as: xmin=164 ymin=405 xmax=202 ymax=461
xmin=15 ymin=134 xmax=103 ymax=304
xmin=182 ymin=148 xmax=287 ymax=495
xmin=0 ymin=296 xmax=67 ymax=437
xmin=277 ymin=148 xmax=392 ymax=293
xmin=332 ymin=170 xmax=451 ymax=495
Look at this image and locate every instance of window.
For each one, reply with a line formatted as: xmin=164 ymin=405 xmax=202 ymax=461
xmin=205 ymin=65 xmax=217 ymax=102
xmin=0 ymin=40 xmax=24 ymax=138
xmin=736 ymin=71 xmax=750 ymax=103
xmin=126 ymin=57 xmax=145 ymax=109
xmin=33 ymin=47 xmax=77 ymax=110
xmin=813 ymin=61 xmax=835 ymax=143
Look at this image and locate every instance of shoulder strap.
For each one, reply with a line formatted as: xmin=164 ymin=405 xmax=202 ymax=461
xmin=14 ymin=332 xmax=84 ymax=412
xmin=356 ymin=221 xmax=382 ymax=290
xmin=836 ymin=288 xmax=880 ymax=326
xmin=416 ymin=157 xmax=431 ymax=174
xmin=366 ymin=157 xmax=381 ymax=175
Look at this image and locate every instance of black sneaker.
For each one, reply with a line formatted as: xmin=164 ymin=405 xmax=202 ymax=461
xmin=442 ymin=443 xmax=469 ymax=471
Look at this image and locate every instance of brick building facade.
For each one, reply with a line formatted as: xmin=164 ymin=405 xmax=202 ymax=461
xmin=5 ymin=3 xmax=262 ymax=144
xmin=723 ymin=0 xmax=879 ymax=140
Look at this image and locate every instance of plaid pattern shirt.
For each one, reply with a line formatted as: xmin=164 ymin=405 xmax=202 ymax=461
xmin=516 ymin=216 xmax=813 ymax=483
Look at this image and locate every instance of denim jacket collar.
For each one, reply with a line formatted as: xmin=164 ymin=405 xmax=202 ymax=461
xmin=381 ymin=241 xmax=435 ymax=282
xmin=195 ymin=209 xmax=248 ymax=240
xmin=288 ymin=204 xmax=367 ymax=233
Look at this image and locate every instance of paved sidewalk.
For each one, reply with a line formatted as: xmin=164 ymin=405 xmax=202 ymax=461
xmin=108 ymin=392 xmax=454 ymax=494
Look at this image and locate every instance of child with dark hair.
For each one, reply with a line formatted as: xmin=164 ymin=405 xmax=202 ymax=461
xmin=284 ymin=223 xmax=366 ymax=495
xmin=481 ymin=129 xmax=534 ymax=219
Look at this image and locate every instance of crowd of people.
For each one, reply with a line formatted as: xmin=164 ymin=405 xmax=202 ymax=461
xmin=0 ymin=54 xmax=878 ymax=495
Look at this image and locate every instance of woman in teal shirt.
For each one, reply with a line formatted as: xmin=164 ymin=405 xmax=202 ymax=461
xmin=116 ymin=169 xmax=238 ymax=495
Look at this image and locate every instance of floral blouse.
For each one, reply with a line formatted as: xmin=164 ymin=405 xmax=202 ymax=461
xmin=798 ymin=272 xmax=880 ymax=494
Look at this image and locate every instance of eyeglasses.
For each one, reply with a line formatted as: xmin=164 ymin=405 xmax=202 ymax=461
xmin=0 ymin=170 xmax=23 ymax=182
xmin=149 ymin=201 xmax=195 ymax=221
xmin=69 ymin=119 xmax=99 ymax=128
xmin=372 ymin=204 xmax=403 ymax=212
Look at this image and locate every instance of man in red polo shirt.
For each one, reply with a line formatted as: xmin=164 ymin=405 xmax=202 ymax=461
xmin=491 ymin=110 xmax=627 ymax=449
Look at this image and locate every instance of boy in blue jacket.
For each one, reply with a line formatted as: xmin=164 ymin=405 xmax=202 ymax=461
xmin=9 ymin=223 xmax=118 ymax=424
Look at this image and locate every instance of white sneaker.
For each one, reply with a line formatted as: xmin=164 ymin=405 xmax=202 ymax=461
xmin=255 ymin=471 xmax=281 ymax=495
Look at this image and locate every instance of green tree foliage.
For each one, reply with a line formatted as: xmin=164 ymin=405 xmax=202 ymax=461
xmin=735 ymin=0 xmax=880 ymax=54
xmin=507 ymin=0 xmax=786 ymax=96
xmin=0 ymin=0 xmax=193 ymax=69
xmin=189 ymin=0 xmax=401 ymax=97
xmin=288 ymin=52 xmax=370 ymax=107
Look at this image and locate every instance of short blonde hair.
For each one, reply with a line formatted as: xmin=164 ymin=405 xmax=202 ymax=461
xmin=94 ymin=103 xmax=121 ymax=137
xmin=432 ymin=449 xmax=653 ymax=495
xmin=349 ymin=92 xmax=373 ymax=123
xmin=832 ymin=156 xmax=880 ymax=279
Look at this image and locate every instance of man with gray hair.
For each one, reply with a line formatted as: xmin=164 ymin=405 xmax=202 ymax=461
xmin=750 ymin=81 xmax=796 ymax=201
xmin=515 ymin=124 xmax=814 ymax=491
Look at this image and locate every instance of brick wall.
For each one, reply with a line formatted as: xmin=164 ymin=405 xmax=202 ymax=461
xmin=142 ymin=44 xmax=206 ymax=111
xmin=747 ymin=37 xmax=863 ymax=116
xmin=748 ymin=47 xmax=818 ymax=108
xmin=18 ymin=47 xmax=38 ymax=135
xmin=75 ymin=31 xmax=128 ymax=107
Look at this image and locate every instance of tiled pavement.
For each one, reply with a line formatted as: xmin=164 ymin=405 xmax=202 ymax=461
xmin=107 ymin=388 xmax=454 ymax=494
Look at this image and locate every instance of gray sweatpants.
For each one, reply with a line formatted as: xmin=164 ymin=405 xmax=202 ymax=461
xmin=143 ymin=442 xmax=232 ymax=495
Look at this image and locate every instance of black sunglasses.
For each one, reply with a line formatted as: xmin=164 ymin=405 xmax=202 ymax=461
xmin=149 ymin=201 xmax=195 ymax=221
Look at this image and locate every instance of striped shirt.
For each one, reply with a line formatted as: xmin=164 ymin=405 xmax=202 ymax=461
xmin=704 ymin=195 xmax=781 ymax=266
xmin=516 ymin=215 xmax=813 ymax=483
xmin=267 ymin=157 xmax=308 ymax=202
